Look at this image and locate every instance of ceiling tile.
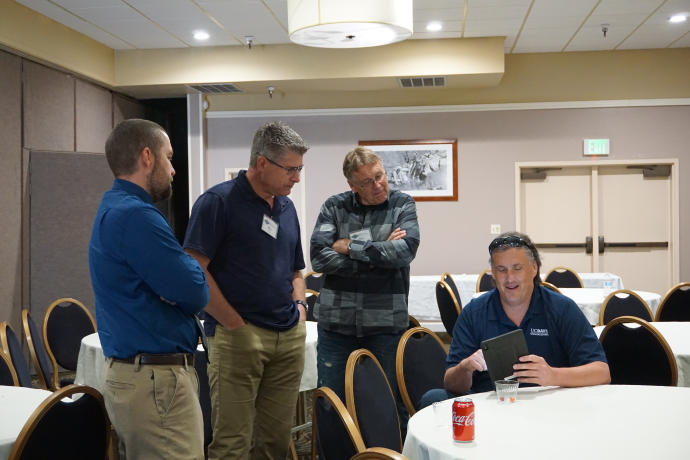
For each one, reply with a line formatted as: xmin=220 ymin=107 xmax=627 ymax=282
xmin=125 ymin=0 xmax=191 ymax=5
xmin=594 ymin=1 xmax=664 ymax=15
xmin=584 ymin=13 xmax=650 ymax=26
xmin=410 ymin=31 xmax=464 ymax=39
xmin=414 ymin=8 xmax=466 ymax=21
xmin=512 ymin=44 xmax=566 ymax=52
xmin=657 ymin=0 xmax=690 ymax=13
xmin=564 ymin=41 xmax=617 ymax=51
xmin=464 ymin=18 xmax=524 ymax=30
xmin=645 ymin=10 xmax=690 ymax=24
xmin=198 ymin=1 xmax=277 ymax=28
xmin=94 ymin=19 xmax=188 ymax=48
xmin=264 ymin=0 xmax=289 ymax=28
xmin=413 ymin=0 xmax=466 ymax=8
xmin=71 ymin=6 xmax=146 ymax=22
xmin=469 ymin=0 xmax=532 ymax=5
xmin=524 ymin=15 xmax=586 ymax=28
xmin=631 ymin=21 xmax=690 ymax=34
xmin=414 ymin=20 xmax=463 ymax=32
xmin=529 ymin=0 xmax=599 ymax=18
xmin=616 ymin=34 xmax=678 ymax=48
xmin=135 ymin=3 xmax=210 ymax=20
xmin=466 ymin=5 xmax=531 ymax=20
xmin=519 ymin=27 xmax=578 ymax=38
xmin=52 ymin=0 xmax=126 ymax=7
xmin=153 ymin=18 xmax=240 ymax=45
xmin=573 ymin=24 xmax=638 ymax=40
xmin=669 ymin=31 xmax=690 ymax=46
xmin=464 ymin=29 xmax=519 ymax=39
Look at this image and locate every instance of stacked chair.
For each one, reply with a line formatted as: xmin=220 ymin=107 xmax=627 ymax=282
xmin=0 ymin=322 xmax=33 ymax=388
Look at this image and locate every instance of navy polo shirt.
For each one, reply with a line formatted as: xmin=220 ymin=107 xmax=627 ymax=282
xmin=184 ymin=170 xmax=305 ymax=335
xmin=89 ymin=179 xmax=210 ymax=359
xmin=448 ymin=285 xmax=607 ymax=393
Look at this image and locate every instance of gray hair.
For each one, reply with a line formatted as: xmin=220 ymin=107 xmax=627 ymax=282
xmin=342 ymin=146 xmax=382 ymax=182
xmin=249 ymin=121 xmax=309 ymax=167
xmin=105 ymin=119 xmax=167 ymax=177
xmin=489 ymin=231 xmax=542 ymax=286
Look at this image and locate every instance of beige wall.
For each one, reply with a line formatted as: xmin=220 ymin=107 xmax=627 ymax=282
xmin=205 ymin=104 xmax=690 ymax=288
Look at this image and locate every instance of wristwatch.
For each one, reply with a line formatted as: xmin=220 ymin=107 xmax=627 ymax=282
xmin=296 ymin=300 xmax=309 ymax=312
xmin=347 ymin=241 xmax=353 ymax=253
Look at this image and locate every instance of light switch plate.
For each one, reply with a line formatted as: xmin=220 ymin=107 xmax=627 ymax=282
xmin=491 ymin=224 xmax=501 ymax=234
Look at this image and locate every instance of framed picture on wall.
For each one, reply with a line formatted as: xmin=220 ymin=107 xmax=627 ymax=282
xmin=224 ymin=168 xmax=244 ymax=181
xmin=358 ymin=139 xmax=458 ymax=201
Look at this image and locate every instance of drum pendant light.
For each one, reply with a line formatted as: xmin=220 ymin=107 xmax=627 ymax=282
xmin=288 ymin=0 xmax=413 ymax=48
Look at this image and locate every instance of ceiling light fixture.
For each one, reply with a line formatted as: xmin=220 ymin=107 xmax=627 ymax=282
xmin=287 ymin=0 xmax=413 ymax=48
xmin=427 ymin=22 xmax=442 ymax=31
xmin=669 ymin=14 xmax=686 ymax=23
xmin=245 ymin=35 xmax=253 ymax=49
xmin=194 ymin=32 xmax=209 ymax=40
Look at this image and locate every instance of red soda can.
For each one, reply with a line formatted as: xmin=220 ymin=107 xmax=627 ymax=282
xmin=452 ymin=397 xmax=475 ymax=442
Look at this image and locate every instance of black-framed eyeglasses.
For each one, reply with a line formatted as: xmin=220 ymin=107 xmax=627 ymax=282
xmin=358 ymin=171 xmax=386 ymax=189
xmin=489 ymin=236 xmax=526 ymax=253
xmin=263 ymin=156 xmax=304 ymax=176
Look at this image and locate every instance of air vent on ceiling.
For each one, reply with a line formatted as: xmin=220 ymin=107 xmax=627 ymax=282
xmin=399 ymin=76 xmax=446 ymax=88
xmin=188 ymin=83 xmax=245 ymax=94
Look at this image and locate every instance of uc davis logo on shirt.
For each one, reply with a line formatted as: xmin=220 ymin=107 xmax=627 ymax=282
xmin=530 ymin=328 xmax=549 ymax=336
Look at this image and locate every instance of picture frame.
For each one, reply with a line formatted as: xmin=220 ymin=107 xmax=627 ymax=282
xmin=358 ymin=139 xmax=458 ymax=201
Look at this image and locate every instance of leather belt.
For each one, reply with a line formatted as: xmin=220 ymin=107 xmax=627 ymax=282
xmin=113 ymin=353 xmax=194 ymax=366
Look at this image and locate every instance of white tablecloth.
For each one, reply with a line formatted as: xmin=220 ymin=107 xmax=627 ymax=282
xmin=594 ymin=322 xmax=690 ymax=387
xmin=403 ymin=385 xmax=690 ymax=460
xmin=75 ymin=321 xmax=319 ymax=393
xmin=0 ymin=387 xmax=52 ymax=460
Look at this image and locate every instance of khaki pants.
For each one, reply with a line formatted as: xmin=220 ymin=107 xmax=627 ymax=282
xmin=102 ymin=358 xmax=204 ymax=460
xmin=207 ymin=321 xmax=306 ymax=460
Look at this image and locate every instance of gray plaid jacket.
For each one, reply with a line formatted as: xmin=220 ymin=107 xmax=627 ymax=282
xmin=310 ymin=190 xmax=420 ymax=336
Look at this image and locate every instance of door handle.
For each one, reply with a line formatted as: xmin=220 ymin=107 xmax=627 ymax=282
xmin=534 ymin=237 xmax=593 ymax=254
xmin=598 ymin=236 xmax=668 ymax=254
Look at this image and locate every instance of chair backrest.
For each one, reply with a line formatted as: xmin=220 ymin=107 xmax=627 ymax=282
xmin=345 ymin=349 xmax=402 ymax=453
xmin=0 ymin=322 xmax=33 ymax=388
xmin=541 ymin=281 xmax=562 ymax=294
xmin=599 ymin=290 xmax=653 ymax=326
xmin=407 ymin=315 xmax=421 ymax=329
xmin=440 ymin=273 xmax=461 ymax=305
xmin=599 ymin=316 xmax=677 ymax=386
xmin=0 ymin=351 xmax=18 ymax=386
xmin=43 ymin=298 xmax=96 ymax=386
xmin=312 ymin=387 xmax=365 ymax=460
xmin=476 ymin=269 xmax=493 ymax=293
xmin=193 ymin=349 xmax=213 ymax=453
xmin=435 ymin=281 xmax=460 ymax=337
xmin=655 ymin=282 xmax=690 ymax=322
xmin=351 ymin=447 xmax=411 ymax=460
xmin=8 ymin=384 xmax=110 ymax=460
xmin=396 ymin=327 xmax=447 ymax=416
xmin=22 ymin=310 xmax=55 ymax=391
xmin=305 ymin=272 xmax=325 ymax=293
xmin=544 ymin=267 xmax=584 ymax=288
xmin=306 ymin=289 xmax=319 ymax=322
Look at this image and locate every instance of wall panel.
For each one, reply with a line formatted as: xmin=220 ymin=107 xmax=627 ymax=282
xmin=113 ymin=94 xmax=145 ymax=126
xmin=76 ymin=80 xmax=112 ymax=153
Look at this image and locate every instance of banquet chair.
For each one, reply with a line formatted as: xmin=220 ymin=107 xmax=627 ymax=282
xmin=544 ymin=267 xmax=584 ymax=288
xmin=599 ymin=290 xmax=653 ymax=326
xmin=22 ymin=310 xmax=55 ymax=391
xmin=43 ymin=298 xmax=97 ymax=389
xmin=305 ymin=271 xmax=325 ymax=293
xmin=440 ymin=273 xmax=461 ymax=306
xmin=599 ymin=316 xmax=677 ymax=386
xmin=541 ymin=282 xmax=563 ymax=294
xmin=311 ymin=386 xmax=365 ymax=460
xmin=476 ymin=269 xmax=493 ymax=292
xmin=345 ymin=349 xmax=402 ymax=453
xmin=306 ymin=289 xmax=319 ymax=322
xmin=396 ymin=327 xmax=447 ymax=416
xmin=655 ymin=282 xmax=690 ymax=322
xmin=0 ymin=351 xmax=19 ymax=386
xmin=407 ymin=315 xmax=421 ymax=329
xmin=435 ymin=281 xmax=461 ymax=337
xmin=8 ymin=384 xmax=110 ymax=460
xmin=351 ymin=447 xmax=410 ymax=460
xmin=0 ymin=322 xmax=33 ymax=388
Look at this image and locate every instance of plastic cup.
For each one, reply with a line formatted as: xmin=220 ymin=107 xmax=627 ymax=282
xmin=432 ymin=401 xmax=452 ymax=427
xmin=495 ymin=380 xmax=519 ymax=404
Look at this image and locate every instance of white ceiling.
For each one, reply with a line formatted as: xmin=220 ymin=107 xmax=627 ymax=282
xmin=16 ymin=0 xmax=690 ymax=53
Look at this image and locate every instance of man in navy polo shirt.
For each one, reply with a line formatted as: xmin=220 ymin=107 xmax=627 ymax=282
xmin=420 ymin=231 xmax=609 ymax=408
xmin=184 ymin=121 xmax=309 ymax=460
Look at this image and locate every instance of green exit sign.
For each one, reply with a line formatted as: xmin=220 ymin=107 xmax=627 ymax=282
xmin=584 ymin=139 xmax=609 ymax=156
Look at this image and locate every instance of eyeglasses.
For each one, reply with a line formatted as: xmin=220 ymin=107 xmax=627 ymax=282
xmin=263 ymin=156 xmax=304 ymax=176
xmin=358 ymin=171 xmax=386 ymax=189
xmin=488 ymin=236 xmax=527 ymax=253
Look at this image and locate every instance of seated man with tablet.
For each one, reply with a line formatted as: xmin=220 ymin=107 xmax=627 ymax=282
xmin=420 ymin=232 xmax=610 ymax=407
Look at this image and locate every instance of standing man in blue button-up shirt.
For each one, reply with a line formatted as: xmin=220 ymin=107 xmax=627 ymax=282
xmin=89 ymin=119 xmax=210 ymax=460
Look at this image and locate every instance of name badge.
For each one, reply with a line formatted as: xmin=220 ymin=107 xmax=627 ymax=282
xmin=349 ymin=228 xmax=372 ymax=242
xmin=261 ymin=215 xmax=279 ymax=239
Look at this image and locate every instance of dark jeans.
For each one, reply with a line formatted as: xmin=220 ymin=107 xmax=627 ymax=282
xmin=316 ymin=326 xmax=409 ymax=432
xmin=418 ymin=389 xmax=459 ymax=410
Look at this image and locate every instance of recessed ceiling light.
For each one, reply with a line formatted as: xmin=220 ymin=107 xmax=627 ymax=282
xmin=194 ymin=32 xmax=210 ymax=40
xmin=427 ymin=22 xmax=442 ymax=31
xmin=669 ymin=14 xmax=687 ymax=23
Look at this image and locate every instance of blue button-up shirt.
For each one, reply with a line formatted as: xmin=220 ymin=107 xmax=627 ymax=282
xmin=89 ymin=179 xmax=210 ymax=358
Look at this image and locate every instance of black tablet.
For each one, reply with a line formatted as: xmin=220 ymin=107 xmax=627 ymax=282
xmin=480 ymin=329 xmax=530 ymax=387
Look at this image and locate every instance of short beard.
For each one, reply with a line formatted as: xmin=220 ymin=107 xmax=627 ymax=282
xmin=147 ymin=165 xmax=172 ymax=202
xmin=149 ymin=183 xmax=172 ymax=202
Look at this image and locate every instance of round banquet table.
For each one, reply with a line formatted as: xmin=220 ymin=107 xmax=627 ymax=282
xmin=76 ymin=321 xmax=319 ymax=392
xmin=0 ymin=386 xmax=53 ymax=460
xmin=594 ymin=322 xmax=690 ymax=387
xmin=402 ymin=385 xmax=690 ymax=460
xmin=473 ymin=288 xmax=659 ymax=326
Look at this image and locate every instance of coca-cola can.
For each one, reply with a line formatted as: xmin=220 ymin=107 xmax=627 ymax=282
xmin=452 ymin=397 xmax=475 ymax=442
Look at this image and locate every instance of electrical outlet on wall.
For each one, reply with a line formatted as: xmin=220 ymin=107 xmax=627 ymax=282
xmin=491 ymin=224 xmax=501 ymax=234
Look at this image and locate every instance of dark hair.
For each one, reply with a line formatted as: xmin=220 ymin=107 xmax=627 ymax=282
xmin=488 ymin=231 xmax=542 ymax=286
xmin=249 ymin=121 xmax=309 ymax=167
xmin=105 ymin=119 xmax=167 ymax=176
